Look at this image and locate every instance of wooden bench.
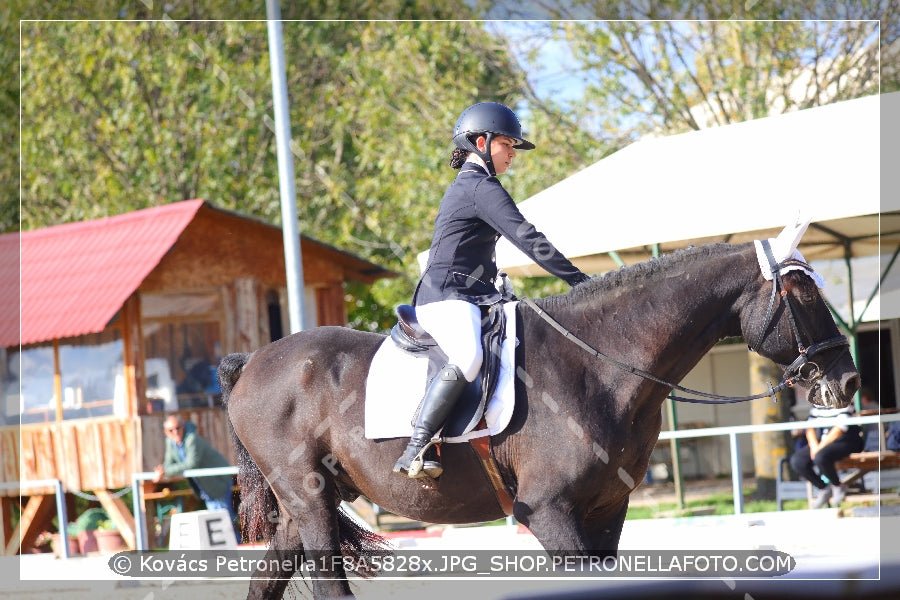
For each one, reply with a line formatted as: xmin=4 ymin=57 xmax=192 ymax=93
xmin=835 ymin=450 xmax=900 ymax=488
xmin=776 ymin=451 xmax=900 ymax=510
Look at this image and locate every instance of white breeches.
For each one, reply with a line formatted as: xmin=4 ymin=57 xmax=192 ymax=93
xmin=414 ymin=299 xmax=483 ymax=382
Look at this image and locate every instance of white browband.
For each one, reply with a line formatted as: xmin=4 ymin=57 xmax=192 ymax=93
xmin=754 ymin=216 xmax=825 ymax=289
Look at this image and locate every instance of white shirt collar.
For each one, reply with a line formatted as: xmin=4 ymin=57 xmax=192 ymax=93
xmin=464 ymin=156 xmax=490 ymax=175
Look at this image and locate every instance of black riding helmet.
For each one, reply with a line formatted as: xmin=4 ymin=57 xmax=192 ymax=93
xmin=452 ymin=102 xmax=535 ymax=176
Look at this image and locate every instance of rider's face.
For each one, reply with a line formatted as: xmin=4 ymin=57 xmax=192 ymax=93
xmin=476 ymin=135 xmax=517 ymax=175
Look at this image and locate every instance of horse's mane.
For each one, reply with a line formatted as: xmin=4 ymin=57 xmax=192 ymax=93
xmin=539 ymin=242 xmax=747 ymax=310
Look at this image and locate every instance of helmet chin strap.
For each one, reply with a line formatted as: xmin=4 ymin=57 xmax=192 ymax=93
xmin=474 ymin=132 xmax=496 ymax=176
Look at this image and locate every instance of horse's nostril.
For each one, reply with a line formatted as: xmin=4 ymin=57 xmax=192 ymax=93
xmin=843 ymin=373 xmax=861 ymax=400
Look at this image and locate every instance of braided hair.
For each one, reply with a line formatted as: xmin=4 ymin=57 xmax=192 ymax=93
xmin=449 ymin=147 xmax=469 ymax=169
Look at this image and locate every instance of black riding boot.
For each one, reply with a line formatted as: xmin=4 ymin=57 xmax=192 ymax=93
xmin=393 ymin=364 xmax=468 ymax=479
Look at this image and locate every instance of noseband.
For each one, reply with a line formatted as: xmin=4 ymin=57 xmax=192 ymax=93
xmin=522 ymin=241 xmax=850 ymax=405
xmin=751 ymin=240 xmax=849 ymax=390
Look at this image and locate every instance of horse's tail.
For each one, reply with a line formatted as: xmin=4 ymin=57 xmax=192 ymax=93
xmin=218 ymin=351 xmax=389 ymax=567
xmin=217 ymin=352 xmax=250 ymax=406
xmin=218 ymin=352 xmax=278 ymax=544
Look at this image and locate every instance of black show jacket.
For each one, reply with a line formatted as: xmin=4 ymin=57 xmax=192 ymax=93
xmin=413 ymin=167 xmax=588 ymax=307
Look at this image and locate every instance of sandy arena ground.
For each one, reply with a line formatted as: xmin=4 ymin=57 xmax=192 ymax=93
xmin=3 ymin=508 xmax=899 ymax=600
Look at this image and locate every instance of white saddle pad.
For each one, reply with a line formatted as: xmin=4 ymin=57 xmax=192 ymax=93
xmin=364 ymin=302 xmax=518 ymax=443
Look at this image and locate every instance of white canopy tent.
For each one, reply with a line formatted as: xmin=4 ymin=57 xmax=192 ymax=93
xmin=413 ymin=92 xmax=899 ymax=466
xmin=485 ymin=92 xmax=899 ymax=320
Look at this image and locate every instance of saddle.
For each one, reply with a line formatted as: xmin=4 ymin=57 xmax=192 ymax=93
xmin=389 ymin=302 xmax=508 ymax=438
xmin=390 ymin=304 xmax=439 ymax=352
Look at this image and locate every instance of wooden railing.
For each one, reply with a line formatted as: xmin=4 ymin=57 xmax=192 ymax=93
xmin=1 ymin=407 xmax=237 ymax=555
xmin=0 ymin=407 xmax=235 ymax=497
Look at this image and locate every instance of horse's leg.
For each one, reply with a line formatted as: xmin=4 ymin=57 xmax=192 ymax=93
xmin=246 ymin=516 xmax=302 ymax=600
xmin=266 ymin=465 xmax=353 ymax=599
xmin=584 ymin=499 xmax=629 ymax=556
xmin=515 ymin=498 xmax=630 ymax=578
xmin=513 ymin=497 xmax=590 ymax=556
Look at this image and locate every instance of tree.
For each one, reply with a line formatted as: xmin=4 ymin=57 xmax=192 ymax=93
xmin=19 ymin=16 xmax=593 ymax=330
xmin=504 ymin=18 xmax=883 ymax=144
xmin=488 ymin=12 xmax=891 ymax=498
xmin=0 ymin=0 xmax=516 ymax=234
xmin=479 ymin=0 xmax=897 ymax=94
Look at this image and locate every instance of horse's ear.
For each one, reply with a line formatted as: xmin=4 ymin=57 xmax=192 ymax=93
xmin=771 ymin=214 xmax=811 ymax=262
xmin=755 ymin=214 xmax=824 ymax=288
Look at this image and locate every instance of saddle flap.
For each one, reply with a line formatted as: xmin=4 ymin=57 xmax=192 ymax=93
xmin=388 ymin=302 xmax=511 ymax=438
xmin=440 ymin=378 xmax=483 ymax=438
xmin=440 ymin=303 xmax=508 ymax=438
xmin=364 ymin=301 xmax=519 ymax=443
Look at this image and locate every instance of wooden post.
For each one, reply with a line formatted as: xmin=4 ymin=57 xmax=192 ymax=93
xmin=221 ymin=283 xmax=236 ymax=354
xmin=234 ymin=278 xmax=260 ymax=352
xmin=122 ymin=294 xmax=145 ymax=418
xmin=6 ymin=494 xmax=56 ymax=555
xmin=93 ymin=489 xmax=136 ymax=550
xmin=1 ymin=497 xmax=15 ymax=555
xmin=749 ymin=353 xmax=792 ymax=499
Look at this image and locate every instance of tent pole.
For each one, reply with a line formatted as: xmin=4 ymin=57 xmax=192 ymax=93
xmin=608 ymin=251 xmax=625 ymax=268
xmin=857 ymin=245 xmax=900 ymax=323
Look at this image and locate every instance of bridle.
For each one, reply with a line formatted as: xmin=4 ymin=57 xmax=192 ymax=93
xmin=749 ymin=240 xmax=850 ymax=398
xmin=521 ymin=240 xmax=850 ymax=405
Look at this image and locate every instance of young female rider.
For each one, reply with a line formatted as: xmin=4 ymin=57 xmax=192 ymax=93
xmin=394 ymin=101 xmax=591 ymax=479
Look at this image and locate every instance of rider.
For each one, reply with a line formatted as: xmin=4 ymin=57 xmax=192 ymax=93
xmin=393 ymin=101 xmax=591 ymax=479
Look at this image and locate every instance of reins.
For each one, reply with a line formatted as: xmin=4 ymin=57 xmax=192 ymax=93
xmin=521 ymin=296 xmax=789 ymax=404
xmin=521 ymin=241 xmax=849 ymax=405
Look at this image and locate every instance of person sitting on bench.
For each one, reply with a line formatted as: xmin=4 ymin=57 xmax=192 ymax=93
xmin=789 ymin=404 xmax=864 ymax=508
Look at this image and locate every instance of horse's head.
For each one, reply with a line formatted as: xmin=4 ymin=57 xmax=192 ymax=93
xmin=741 ymin=221 xmax=860 ymax=408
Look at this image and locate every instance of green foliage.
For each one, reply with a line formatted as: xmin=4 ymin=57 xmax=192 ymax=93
xmin=627 ymin=490 xmax=807 ymax=520
xmin=67 ymin=507 xmax=110 ymax=534
xmin=12 ymin=5 xmax=895 ymax=330
xmin=96 ymin=519 xmax=118 ymax=530
xmin=18 ymin=19 xmax=530 ymax=329
xmin=531 ymin=19 xmax=882 ymax=142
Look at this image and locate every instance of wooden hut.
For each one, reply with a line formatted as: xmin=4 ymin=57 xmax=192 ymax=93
xmin=0 ymin=200 xmax=393 ymax=553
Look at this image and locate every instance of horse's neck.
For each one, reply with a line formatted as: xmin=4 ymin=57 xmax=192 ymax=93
xmin=565 ymin=244 xmax=758 ymax=404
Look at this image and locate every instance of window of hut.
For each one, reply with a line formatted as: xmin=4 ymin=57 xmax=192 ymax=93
xmin=10 ymin=328 xmax=125 ymax=424
xmin=141 ymin=292 xmax=224 ymax=412
xmin=4 ymin=345 xmax=54 ymax=425
xmin=58 ymin=330 xmax=125 ymax=420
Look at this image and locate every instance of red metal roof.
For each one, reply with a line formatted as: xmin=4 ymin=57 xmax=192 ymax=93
xmin=0 ymin=200 xmax=204 ymax=347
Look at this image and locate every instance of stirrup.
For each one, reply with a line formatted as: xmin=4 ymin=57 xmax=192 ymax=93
xmin=402 ymin=439 xmax=443 ymax=479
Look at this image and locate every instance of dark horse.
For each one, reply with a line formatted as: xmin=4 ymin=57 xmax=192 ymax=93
xmin=221 ymin=239 xmax=859 ymax=599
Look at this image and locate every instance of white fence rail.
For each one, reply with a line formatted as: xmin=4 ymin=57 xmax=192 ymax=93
xmin=657 ymin=412 xmax=900 ymax=514
xmin=131 ymin=466 xmax=239 ymax=552
xmin=10 ymin=414 xmax=899 ymax=557
xmin=0 ymin=479 xmax=70 ymax=558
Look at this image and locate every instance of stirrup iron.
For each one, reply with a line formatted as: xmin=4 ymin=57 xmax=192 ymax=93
xmin=406 ymin=438 xmax=442 ymax=479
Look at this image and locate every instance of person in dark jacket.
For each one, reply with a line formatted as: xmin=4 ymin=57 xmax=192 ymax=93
xmin=393 ymin=102 xmax=590 ymax=479
xmin=154 ymin=416 xmax=237 ymax=530
xmin=789 ymin=404 xmax=864 ymax=508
